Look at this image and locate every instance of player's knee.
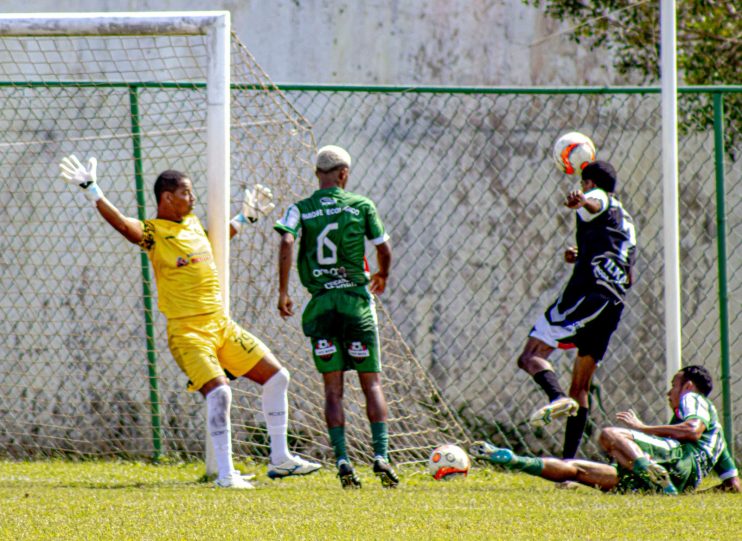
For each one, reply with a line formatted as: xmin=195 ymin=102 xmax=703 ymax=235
xmin=598 ymin=427 xmax=620 ymax=451
xmin=517 ymin=351 xmax=533 ymax=371
xmin=264 ymin=366 xmax=290 ymax=393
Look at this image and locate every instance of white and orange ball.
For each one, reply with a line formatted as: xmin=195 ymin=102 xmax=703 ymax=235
xmin=552 ymin=131 xmax=596 ymax=175
xmin=428 ymin=444 xmax=471 ymax=480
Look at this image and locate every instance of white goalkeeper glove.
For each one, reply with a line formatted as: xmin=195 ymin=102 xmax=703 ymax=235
xmin=59 ymin=154 xmax=104 ymax=203
xmin=231 ymin=184 xmax=275 ymax=232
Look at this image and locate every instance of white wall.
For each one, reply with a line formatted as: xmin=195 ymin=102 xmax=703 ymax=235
xmin=5 ymin=0 xmax=623 ymax=86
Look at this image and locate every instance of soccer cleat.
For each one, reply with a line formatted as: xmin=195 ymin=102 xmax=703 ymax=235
xmin=337 ymin=460 xmax=362 ymax=489
xmin=643 ymin=461 xmax=679 ymax=496
xmin=468 ymin=441 xmax=515 ymax=465
xmin=215 ymin=472 xmax=256 ymax=489
xmin=267 ymin=455 xmax=322 ymax=479
xmin=529 ymin=397 xmax=579 ymax=427
xmin=373 ymin=458 xmax=400 ymax=488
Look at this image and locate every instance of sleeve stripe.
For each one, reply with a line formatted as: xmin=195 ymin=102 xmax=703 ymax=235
xmin=371 ymin=232 xmax=390 ymax=245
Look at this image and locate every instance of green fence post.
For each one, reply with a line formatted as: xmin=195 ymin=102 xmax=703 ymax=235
xmin=712 ymin=92 xmax=733 ymax=455
xmin=129 ymin=84 xmax=163 ymax=461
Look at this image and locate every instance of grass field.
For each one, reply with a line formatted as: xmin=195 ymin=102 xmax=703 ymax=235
xmin=0 ymin=459 xmax=739 ymax=540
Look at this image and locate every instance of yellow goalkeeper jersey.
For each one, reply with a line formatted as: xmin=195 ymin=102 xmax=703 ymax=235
xmin=138 ymin=214 xmax=223 ymax=319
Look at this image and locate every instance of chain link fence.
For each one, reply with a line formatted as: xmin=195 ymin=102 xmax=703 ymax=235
xmin=281 ymin=85 xmax=741 ymax=461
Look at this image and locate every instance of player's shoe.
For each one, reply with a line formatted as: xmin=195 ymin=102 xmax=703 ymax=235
xmin=468 ymin=441 xmax=515 ymax=465
xmin=372 ymin=457 xmax=399 ymax=488
xmin=215 ymin=472 xmax=255 ymax=489
xmin=529 ymin=397 xmax=579 ymax=427
xmin=643 ymin=460 xmax=679 ymax=496
xmin=337 ymin=460 xmax=362 ymax=489
xmin=267 ymin=455 xmax=322 ymax=479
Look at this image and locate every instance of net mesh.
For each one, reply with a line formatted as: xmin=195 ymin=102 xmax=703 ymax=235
xmin=0 ymin=31 xmax=467 ymax=465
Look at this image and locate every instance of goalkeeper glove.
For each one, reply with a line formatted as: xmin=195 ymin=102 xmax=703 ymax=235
xmin=231 ymin=184 xmax=275 ymax=232
xmin=59 ymin=154 xmax=104 ymax=203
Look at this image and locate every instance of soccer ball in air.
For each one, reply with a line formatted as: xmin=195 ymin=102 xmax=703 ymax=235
xmin=428 ymin=444 xmax=471 ymax=480
xmin=552 ymin=131 xmax=596 ymax=175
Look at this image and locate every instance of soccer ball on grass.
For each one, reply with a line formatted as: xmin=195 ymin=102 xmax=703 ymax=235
xmin=552 ymin=131 xmax=596 ymax=175
xmin=428 ymin=444 xmax=471 ymax=480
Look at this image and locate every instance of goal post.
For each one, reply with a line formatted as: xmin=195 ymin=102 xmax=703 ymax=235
xmin=0 ymin=12 xmax=470 ymax=469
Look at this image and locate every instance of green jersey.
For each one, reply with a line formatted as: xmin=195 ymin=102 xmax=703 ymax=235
xmin=274 ymin=186 xmax=389 ymax=296
xmin=671 ymin=391 xmax=731 ymax=479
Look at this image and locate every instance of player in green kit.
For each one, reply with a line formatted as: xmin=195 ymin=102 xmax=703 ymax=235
xmin=470 ymin=365 xmax=740 ymax=494
xmin=275 ymin=145 xmax=398 ymax=489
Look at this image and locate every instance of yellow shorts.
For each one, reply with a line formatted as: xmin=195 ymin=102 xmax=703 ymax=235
xmin=167 ymin=311 xmax=268 ymax=392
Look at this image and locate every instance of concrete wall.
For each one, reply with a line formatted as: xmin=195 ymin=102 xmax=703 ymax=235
xmin=6 ymin=0 xmax=624 ymax=86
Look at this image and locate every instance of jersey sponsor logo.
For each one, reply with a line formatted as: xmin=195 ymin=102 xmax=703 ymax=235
xmin=592 ymin=254 xmax=629 ymax=296
xmin=319 ymin=197 xmax=336 ymax=206
xmin=348 ymin=341 xmax=370 ymax=358
xmin=175 ymin=251 xmax=212 ymax=268
xmin=323 ymin=278 xmax=356 ymax=289
xmin=343 ymin=206 xmax=360 ymax=216
xmin=314 ymin=339 xmax=337 ymax=359
xmin=302 ymin=209 xmax=324 ymax=220
xmin=312 ymin=266 xmax=347 ymax=278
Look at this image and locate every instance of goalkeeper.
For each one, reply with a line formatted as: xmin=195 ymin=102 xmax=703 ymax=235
xmin=59 ymin=155 xmax=320 ymax=489
xmin=274 ymin=145 xmax=398 ymax=489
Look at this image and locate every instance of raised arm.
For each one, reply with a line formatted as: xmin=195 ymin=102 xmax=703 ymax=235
xmin=616 ymin=409 xmax=705 ymax=443
xmin=60 ymin=155 xmax=143 ymax=245
xmin=229 ymin=184 xmax=276 ymax=238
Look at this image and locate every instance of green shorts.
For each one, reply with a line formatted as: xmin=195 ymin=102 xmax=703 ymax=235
xmin=302 ymin=288 xmax=381 ymax=373
xmin=615 ymin=431 xmax=704 ymax=493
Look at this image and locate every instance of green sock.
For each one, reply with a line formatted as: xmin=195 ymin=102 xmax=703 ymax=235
xmin=370 ymin=422 xmax=389 ymax=460
xmin=328 ymin=426 xmax=347 ymax=463
xmin=512 ymin=456 xmax=544 ymax=476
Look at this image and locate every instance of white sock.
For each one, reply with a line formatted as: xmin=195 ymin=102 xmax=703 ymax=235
xmin=262 ymin=367 xmax=291 ymax=465
xmin=206 ymin=385 xmax=235 ymax=479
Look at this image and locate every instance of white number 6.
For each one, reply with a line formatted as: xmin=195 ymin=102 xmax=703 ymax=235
xmin=317 ymin=223 xmax=338 ymax=264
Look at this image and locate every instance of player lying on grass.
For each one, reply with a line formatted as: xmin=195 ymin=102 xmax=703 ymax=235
xmin=471 ymin=365 xmax=740 ymax=494
xmin=60 ymin=155 xmax=320 ymax=489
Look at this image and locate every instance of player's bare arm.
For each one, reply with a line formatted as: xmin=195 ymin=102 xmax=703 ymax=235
xmin=616 ymin=409 xmax=705 ymax=442
xmin=60 ymin=154 xmax=144 ymax=244
xmin=564 ymin=246 xmax=578 ymax=263
xmin=370 ymin=241 xmax=391 ymax=295
xmin=564 ymin=190 xmax=602 ymax=213
xmin=277 ymin=232 xmax=295 ymax=317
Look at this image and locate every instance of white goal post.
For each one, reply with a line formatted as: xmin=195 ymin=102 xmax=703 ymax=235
xmin=0 ymin=11 xmax=232 ymax=312
xmin=0 ymin=11 xmax=230 ymax=475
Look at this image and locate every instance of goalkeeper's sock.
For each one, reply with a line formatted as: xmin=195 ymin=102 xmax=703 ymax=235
xmin=500 ymin=451 xmax=545 ymax=476
xmin=262 ymin=367 xmax=291 ymax=465
xmin=328 ymin=426 xmax=347 ymax=463
xmin=533 ymin=370 xmax=565 ymax=403
xmin=206 ymin=385 xmax=235 ymax=480
xmin=370 ymin=422 xmax=389 ymax=461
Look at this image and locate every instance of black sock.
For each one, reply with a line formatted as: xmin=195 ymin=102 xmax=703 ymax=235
xmin=532 ymin=370 xmax=565 ymax=403
xmin=563 ymin=407 xmax=589 ymax=459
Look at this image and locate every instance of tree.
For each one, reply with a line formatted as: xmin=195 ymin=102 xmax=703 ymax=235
xmin=526 ymin=0 xmax=740 ymax=154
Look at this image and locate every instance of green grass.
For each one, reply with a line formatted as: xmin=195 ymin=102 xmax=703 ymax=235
xmin=0 ymin=460 xmax=739 ymax=540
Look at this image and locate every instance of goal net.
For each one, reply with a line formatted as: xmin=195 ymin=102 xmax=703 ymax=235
xmin=0 ymin=13 xmax=468 ymax=466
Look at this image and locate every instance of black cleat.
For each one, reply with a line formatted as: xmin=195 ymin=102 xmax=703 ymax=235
xmin=337 ymin=461 xmax=362 ymax=489
xmin=373 ymin=458 xmax=399 ymax=488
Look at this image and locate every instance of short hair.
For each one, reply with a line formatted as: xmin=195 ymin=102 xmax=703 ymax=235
xmin=581 ymin=160 xmax=617 ymax=193
xmin=678 ymin=365 xmax=713 ymax=396
xmin=154 ymin=170 xmax=188 ymax=204
xmin=316 ymin=145 xmax=351 ymax=172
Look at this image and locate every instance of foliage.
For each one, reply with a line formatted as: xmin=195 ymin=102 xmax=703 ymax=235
xmin=1 ymin=460 xmax=740 ymax=540
xmin=525 ymin=0 xmax=740 ymax=153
